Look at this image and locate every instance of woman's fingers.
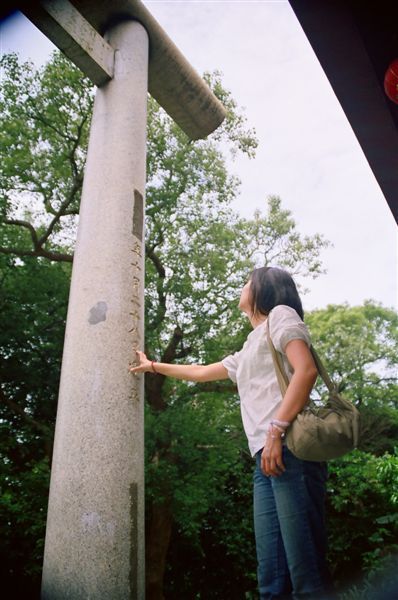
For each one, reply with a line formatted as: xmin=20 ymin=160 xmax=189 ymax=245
xmin=134 ymin=350 xmax=147 ymax=362
xmin=261 ymin=439 xmax=285 ymax=476
xmin=128 ymin=349 xmax=148 ymax=373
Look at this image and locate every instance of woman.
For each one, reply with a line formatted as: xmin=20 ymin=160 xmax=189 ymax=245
xmin=130 ymin=266 xmax=332 ymax=599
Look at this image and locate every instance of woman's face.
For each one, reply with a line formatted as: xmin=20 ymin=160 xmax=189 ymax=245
xmin=239 ymin=279 xmax=252 ymax=314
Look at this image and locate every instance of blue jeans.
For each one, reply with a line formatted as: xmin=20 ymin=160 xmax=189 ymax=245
xmin=253 ymin=446 xmax=331 ymax=599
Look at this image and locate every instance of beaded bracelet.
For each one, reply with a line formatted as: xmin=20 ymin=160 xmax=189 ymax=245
xmin=270 ymin=419 xmax=291 ymax=429
xmin=151 ymin=360 xmax=158 ymax=374
xmin=268 ymin=423 xmax=286 ymax=440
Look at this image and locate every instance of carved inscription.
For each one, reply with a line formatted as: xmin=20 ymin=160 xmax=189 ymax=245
xmin=129 ymin=230 xmax=143 ymax=399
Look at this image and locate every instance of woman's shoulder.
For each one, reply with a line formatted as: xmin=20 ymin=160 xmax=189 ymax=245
xmin=269 ymin=305 xmax=310 ymax=352
xmin=269 ymin=304 xmax=303 ymax=324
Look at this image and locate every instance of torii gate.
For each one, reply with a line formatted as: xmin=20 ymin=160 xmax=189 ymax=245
xmin=10 ymin=1 xmax=226 ymax=598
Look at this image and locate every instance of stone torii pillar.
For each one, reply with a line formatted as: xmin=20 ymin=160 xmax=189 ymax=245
xmin=13 ymin=1 xmax=226 ymax=598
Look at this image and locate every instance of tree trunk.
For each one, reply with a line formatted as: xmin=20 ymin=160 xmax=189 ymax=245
xmin=144 ymin=326 xmax=184 ymax=598
xmin=145 ymin=499 xmax=173 ymax=600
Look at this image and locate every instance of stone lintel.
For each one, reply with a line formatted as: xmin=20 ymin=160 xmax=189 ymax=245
xmin=22 ymin=0 xmax=114 ymax=86
xmin=15 ymin=0 xmax=226 ymax=140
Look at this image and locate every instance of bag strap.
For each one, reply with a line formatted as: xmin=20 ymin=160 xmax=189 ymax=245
xmin=266 ymin=317 xmax=337 ymax=397
xmin=266 ymin=320 xmax=289 ymax=396
xmin=308 ymin=346 xmax=336 ymax=394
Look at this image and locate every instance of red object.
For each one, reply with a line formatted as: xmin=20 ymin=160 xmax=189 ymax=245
xmin=384 ymin=59 xmax=398 ymax=104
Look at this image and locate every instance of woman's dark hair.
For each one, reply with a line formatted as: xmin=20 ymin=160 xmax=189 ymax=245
xmin=249 ymin=267 xmax=304 ymax=319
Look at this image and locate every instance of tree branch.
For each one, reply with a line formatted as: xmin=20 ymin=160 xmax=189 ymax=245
xmin=162 ymin=326 xmax=183 ymax=363
xmin=4 ymin=217 xmax=39 ymax=245
xmin=146 ymin=243 xmax=166 ymax=278
xmin=2 ymin=183 xmax=78 ymax=262
xmin=145 ymin=326 xmax=185 ymax=413
xmin=68 ymin=113 xmax=88 ymax=179
xmin=37 ymin=174 xmax=82 ymax=247
xmin=146 ymin=243 xmax=167 ymax=328
xmin=1 ymin=217 xmax=73 ymax=260
xmin=27 ymin=109 xmax=73 ymax=142
xmin=174 ymin=346 xmax=193 ymax=359
xmin=0 ymin=242 xmax=73 ymax=263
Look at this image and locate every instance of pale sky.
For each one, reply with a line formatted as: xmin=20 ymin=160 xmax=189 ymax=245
xmin=1 ymin=0 xmax=397 ymax=312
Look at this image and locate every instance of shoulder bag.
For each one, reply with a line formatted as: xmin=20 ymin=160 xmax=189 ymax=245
xmin=266 ymin=319 xmax=360 ymax=461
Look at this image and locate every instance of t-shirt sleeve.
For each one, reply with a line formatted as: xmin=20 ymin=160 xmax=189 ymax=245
xmin=221 ymin=351 xmax=241 ymax=383
xmin=269 ymin=305 xmax=311 ymax=354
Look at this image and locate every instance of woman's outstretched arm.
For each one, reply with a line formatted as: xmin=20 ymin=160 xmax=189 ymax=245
xmin=129 ymin=350 xmax=229 ymax=383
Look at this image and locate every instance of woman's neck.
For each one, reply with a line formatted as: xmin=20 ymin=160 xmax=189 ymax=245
xmin=249 ymin=313 xmax=267 ymax=329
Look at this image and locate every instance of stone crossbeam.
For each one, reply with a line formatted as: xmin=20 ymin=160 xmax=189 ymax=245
xmin=22 ymin=0 xmax=115 ymax=85
xmin=19 ymin=0 xmax=226 ymax=140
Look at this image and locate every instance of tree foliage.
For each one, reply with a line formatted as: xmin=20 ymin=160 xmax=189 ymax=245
xmin=306 ymin=303 xmax=398 ymax=455
xmin=1 ymin=51 xmax=397 ymax=599
xmin=327 ymin=449 xmax=398 ymax=590
xmin=0 ymin=254 xmax=70 ymax=597
xmin=0 ymin=51 xmax=93 ymax=261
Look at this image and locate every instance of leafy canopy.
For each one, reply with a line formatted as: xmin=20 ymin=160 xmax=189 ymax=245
xmin=5 ymin=50 xmax=394 ymax=598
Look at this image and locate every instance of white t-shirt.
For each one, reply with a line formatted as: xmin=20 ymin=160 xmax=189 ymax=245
xmin=222 ymin=304 xmax=311 ymax=457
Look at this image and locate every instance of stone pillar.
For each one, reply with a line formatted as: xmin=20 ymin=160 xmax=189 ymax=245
xmin=41 ymin=20 xmax=147 ymax=600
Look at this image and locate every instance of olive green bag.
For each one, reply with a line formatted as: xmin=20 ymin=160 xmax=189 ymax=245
xmin=266 ymin=320 xmax=360 ymax=462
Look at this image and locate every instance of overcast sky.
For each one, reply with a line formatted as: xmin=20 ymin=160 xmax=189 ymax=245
xmin=1 ymin=0 xmax=397 ymax=312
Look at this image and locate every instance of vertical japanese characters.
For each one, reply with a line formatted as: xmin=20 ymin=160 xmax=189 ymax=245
xmin=129 ymin=236 xmax=144 ymax=402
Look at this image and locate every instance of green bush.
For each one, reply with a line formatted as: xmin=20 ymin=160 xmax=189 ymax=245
xmin=327 ymin=449 xmax=398 ymax=590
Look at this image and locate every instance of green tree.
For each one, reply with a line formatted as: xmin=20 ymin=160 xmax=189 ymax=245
xmin=0 ymin=254 xmax=70 ymax=596
xmin=306 ymin=303 xmax=398 ymax=455
xmin=303 ymin=304 xmax=398 ymax=592
xmin=326 ymin=449 xmax=398 ymax=590
xmin=1 ymin=51 xmax=330 ymax=598
xmin=1 ymin=52 xmax=90 ymax=594
xmin=0 ymin=51 xmax=93 ymax=261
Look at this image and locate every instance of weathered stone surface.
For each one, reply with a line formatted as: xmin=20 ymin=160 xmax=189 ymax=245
xmin=23 ymin=0 xmax=115 ymax=85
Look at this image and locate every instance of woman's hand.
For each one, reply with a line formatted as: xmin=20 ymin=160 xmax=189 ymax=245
xmin=261 ymin=428 xmax=286 ymax=477
xmin=129 ymin=350 xmax=153 ymax=374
